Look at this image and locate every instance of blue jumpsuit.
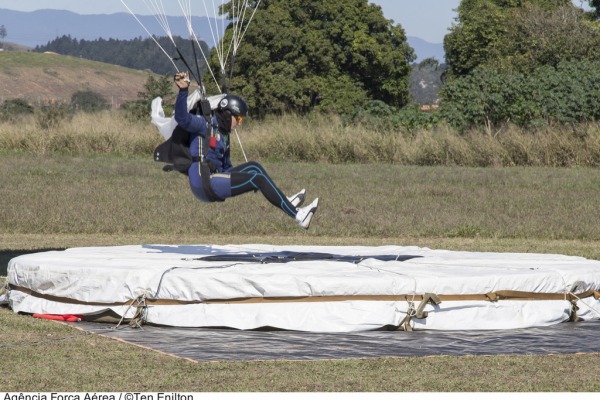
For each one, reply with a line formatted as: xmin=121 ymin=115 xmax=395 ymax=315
xmin=174 ymin=88 xmax=298 ymax=218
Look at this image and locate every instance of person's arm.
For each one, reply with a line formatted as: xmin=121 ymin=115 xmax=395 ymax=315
xmin=174 ymin=88 xmax=207 ymax=135
xmin=173 ymin=72 xmax=206 ymax=136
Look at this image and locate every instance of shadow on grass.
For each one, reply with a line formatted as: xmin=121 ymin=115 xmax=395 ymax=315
xmin=0 ymin=249 xmax=65 ymax=276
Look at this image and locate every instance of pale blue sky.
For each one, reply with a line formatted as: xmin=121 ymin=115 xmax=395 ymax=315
xmin=0 ymin=1 xmax=592 ymax=44
xmin=0 ymin=0 xmax=460 ymax=43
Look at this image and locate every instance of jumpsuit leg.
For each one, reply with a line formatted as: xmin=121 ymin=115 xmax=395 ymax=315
xmin=230 ymin=161 xmax=297 ymax=218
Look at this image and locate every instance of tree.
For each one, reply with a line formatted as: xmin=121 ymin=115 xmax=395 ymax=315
xmin=37 ymin=35 xmax=210 ymax=76
xmin=443 ymin=0 xmax=585 ymax=77
xmin=208 ymin=0 xmax=415 ymax=117
xmin=501 ymin=3 xmax=600 ymax=72
xmin=590 ymin=0 xmax=600 ymax=18
xmin=122 ymin=74 xmax=174 ymax=122
xmin=444 ymin=0 xmax=509 ymax=76
xmin=440 ymin=0 xmax=600 ymax=129
xmin=0 ymin=25 xmax=7 ymax=45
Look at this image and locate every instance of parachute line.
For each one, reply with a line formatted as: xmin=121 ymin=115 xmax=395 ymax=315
xmin=120 ymin=0 xmax=262 ymax=93
xmin=121 ymin=0 xmax=255 ymax=161
xmin=118 ymin=0 xmax=179 ymax=71
xmin=237 ymin=0 xmax=262 ymax=51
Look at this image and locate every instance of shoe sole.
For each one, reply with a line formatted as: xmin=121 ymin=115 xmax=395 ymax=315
xmin=299 ymin=199 xmax=318 ymax=229
xmin=289 ymin=190 xmax=306 ymax=208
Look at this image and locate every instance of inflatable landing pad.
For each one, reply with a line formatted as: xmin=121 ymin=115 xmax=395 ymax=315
xmin=7 ymin=244 xmax=600 ymax=332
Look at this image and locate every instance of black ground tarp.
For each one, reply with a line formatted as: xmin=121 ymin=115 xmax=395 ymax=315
xmin=78 ymin=320 xmax=600 ymax=362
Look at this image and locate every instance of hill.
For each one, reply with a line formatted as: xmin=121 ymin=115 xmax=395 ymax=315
xmin=0 ymin=51 xmax=154 ymax=107
xmin=0 ymin=41 xmax=31 ymax=52
xmin=407 ymin=37 xmax=445 ymax=63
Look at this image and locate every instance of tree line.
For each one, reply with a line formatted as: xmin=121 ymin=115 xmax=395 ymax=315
xmin=36 ymin=35 xmax=210 ymax=76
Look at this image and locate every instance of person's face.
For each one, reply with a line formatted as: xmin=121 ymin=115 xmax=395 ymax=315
xmin=231 ymin=114 xmax=243 ymax=128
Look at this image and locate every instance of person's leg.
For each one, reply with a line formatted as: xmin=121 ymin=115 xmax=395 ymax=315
xmin=230 ymin=161 xmax=297 ymax=218
xmin=231 ymin=161 xmax=305 ymax=206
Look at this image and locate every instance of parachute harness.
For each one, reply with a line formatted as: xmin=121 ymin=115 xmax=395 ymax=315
xmin=122 ymin=0 xmax=255 ymax=166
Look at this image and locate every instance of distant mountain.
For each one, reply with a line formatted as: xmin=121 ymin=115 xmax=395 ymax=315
xmin=1 ymin=9 xmax=445 ymax=62
xmin=407 ymin=37 xmax=445 ymax=63
xmin=0 ymin=8 xmax=220 ymax=48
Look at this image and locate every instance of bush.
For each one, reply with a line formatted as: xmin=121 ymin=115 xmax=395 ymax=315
xmin=0 ymin=98 xmax=34 ymax=122
xmin=71 ymin=90 xmax=109 ymax=112
xmin=36 ymin=101 xmax=73 ymax=130
xmin=395 ymin=106 xmax=442 ymax=133
xmin=346 ymin=100 xmax=442 ymax=133
xmin=121 ymin=99 xmax=152 ymax=123
xmin=124 ymin=74 xmax=174 ymax=123
xmin=440 ymin=60 xmax=600 ymax=130
xmin=345 ymin=100 xmax=398 ymax=131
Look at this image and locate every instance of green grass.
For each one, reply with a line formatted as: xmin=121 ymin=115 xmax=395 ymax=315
xmin=2 ymin=153 xmax=600 ymax=241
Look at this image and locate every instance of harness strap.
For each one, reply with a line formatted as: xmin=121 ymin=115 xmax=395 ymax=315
xmin=11 ymin=286 xmax=600 ymax=306
xmin=200 ymin=127 xmax=224 ymax=203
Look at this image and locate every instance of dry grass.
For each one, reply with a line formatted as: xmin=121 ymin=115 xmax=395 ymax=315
xmin=0 ymin=51 xmax=150 ymax=105
xmin=2 ymin=112 xmax=600 ymax=167
xmin=241 ymin=114 xmax=600 ymax=166
xmin=0 ymin=112 xmax=159 ymax=155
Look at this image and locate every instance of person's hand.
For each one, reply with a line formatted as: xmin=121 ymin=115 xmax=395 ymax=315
xmin=174 ymin=71 xmax=190 ymax=89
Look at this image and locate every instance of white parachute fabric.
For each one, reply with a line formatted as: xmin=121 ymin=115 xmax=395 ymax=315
xmin=151 ymin=91 xmax=227 ymax=140
xmin=150 ymin=97 xmax=177 ymax=140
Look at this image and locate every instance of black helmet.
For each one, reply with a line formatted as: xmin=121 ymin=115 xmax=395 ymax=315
xmin=219 ymin=94 xmax=248 ymax=117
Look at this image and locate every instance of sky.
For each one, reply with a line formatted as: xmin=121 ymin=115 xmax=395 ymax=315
xmin=0 ymin=0 xmax=461 ymax=43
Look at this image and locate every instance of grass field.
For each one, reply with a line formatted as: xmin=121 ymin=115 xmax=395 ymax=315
xmin=1 ymin=151 xmax=600 ymax=392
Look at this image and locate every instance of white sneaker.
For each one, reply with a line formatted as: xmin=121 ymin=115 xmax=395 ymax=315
xmin=295 ymin=198 xmax=319 ymax=229
xmin=287 ymin=189 xmax=306 ymax=208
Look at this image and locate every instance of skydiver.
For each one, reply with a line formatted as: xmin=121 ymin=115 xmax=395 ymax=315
xmin=172 ymin=71 xmax=319 ymax=229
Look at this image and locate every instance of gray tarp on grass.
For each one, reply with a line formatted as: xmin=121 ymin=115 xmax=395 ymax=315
xmin=78 ymin=320 xmax=600 ymax=362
